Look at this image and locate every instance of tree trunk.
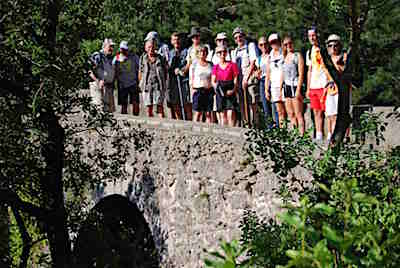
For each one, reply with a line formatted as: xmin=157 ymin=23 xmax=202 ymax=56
xmin=322 ymin=0 xmax=362 ymax=146
xmin=41 ymin=113 xmax=71 ymax=268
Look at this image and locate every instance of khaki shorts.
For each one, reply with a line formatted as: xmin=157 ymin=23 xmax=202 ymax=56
xmin=247 ymin=83 xmax=260 ymax=104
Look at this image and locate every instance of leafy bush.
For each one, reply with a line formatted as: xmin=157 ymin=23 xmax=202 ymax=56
xmin=204 ymin=112 xmax=400 ymax=267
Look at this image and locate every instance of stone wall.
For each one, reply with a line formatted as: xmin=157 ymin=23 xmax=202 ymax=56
xmin=86 ymin=117 xmax=304 ymax=267
xmin=86 ymin=107 xmax=398 ymax=267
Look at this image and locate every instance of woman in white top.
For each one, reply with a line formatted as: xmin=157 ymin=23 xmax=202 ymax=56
xmin=266 ymin=33 xmax=285 ymax=127
xmin=190 ymin=45 xmax=214 ymax=123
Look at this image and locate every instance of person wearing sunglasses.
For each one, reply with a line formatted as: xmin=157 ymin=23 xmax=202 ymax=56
xmin=210 ymin=32 xmax=232 ymax=124
xmin=256 ymin=36 xmax=275 ymax=127
xmin=281 ymin=35 xmax=305 ymax=134
xmin=306 ymin=27 xmax=328 ymax=141
xmin=266 ymin=33 xmax=285 ymax=127
xmin=322 ymin=34 xmax=347 ymax=142
xmin=211 ymin=45 xmax=239 ymax=126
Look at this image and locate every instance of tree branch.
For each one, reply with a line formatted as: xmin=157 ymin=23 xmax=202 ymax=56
xmin=0 ymin=190 xmax=47 ymax=220
xmin=11 ymin=207 xmax=32 ymax=268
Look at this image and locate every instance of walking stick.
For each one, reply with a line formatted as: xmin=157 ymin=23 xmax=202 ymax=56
xmin=243 ymin=83 xmax=250 ymax=127
xmin=176 ymin=75 xmax=186 ymax=120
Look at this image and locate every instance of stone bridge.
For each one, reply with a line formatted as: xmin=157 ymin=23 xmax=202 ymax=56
xmin=81 ymin=106 xmax=399 ymax=268
xmin=82 ymin=115 xmax=291 ymax=268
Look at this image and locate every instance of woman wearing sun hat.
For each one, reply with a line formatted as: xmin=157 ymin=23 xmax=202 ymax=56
xmin=211 ymin=45 xmax=239 ymax=126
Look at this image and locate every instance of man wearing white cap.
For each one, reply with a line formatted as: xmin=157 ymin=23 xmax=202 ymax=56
xmin=113 ymin=41 xmax=140 ymax=115
xmin=88 ymin=38 xmax=116 ymax=112
xmin=231 ymin=27 xmax=259 ymax=126
xmin=144 ymin=31 xmax=170 ymax=62
xmin=209 ymin=32 xmax=232 ymax=65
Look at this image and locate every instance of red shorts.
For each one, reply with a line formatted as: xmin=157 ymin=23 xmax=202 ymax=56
xmin=309 ymin=88 xmax=325 ymax=111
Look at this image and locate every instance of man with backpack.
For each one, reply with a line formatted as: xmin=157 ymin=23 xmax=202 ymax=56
xmin=88 ymin=38 xmax=116 ymax=112
xmin=167 ymin=32 xmax=189 ymax=120
xmin=231 ymin=27 xmax=259 ymax=127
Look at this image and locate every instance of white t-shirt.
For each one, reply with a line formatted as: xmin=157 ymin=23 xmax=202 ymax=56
xmin=269 ymin=49 xmax=284 ymax=88
xmin=306 ymin=46 xmax=328 ymax=89
xmin=190 ymin=62 xmax=213 ymax=89
xmin=231 ymin=42 xmax=258 ymax=71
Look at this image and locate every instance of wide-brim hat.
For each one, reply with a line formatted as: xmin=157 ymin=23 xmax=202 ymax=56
xmin=188 ymin=27 xmax=201 ymax=38
xmin=326 ymin=34 xmax=341 ymax=44
xmin=215 ymin=32 xmax=228 ymax=41
xmin=144 ymin=31 xmax=159 ymax=42
xmin=232 ymin=27 xmax=244 ymax=37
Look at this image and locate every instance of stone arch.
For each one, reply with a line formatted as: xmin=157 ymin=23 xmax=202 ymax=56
xmin=73 ymin=194 xmax=159 ymax=268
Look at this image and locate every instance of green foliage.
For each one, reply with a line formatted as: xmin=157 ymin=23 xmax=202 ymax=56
xmin=204 ymin=240 xmax=252 ymax=268
xmin=207 ymin=112 xmax=400 ymax=267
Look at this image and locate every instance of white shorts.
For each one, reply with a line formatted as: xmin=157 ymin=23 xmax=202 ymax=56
xmin=271 ymin=86 xmax=283 ymax=103
xmin=89 ymin=81 xmax=103 ymax=106
xmin=325 ymin=94 xmax=338 ymax=116
xmin=143 ymin=89 xmax=164 ymax=106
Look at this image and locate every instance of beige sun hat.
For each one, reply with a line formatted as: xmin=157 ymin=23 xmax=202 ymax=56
xmin=326 ymin=34 xmax=341 ymax=44
xmin=215 ymin=32 xmax=228 ymax=41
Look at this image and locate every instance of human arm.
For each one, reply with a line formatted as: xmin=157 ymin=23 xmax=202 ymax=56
xmin=297 ymin=53 xmax=305 ymax=98
xmin=265 ymin=60 xmax=271 ymax=100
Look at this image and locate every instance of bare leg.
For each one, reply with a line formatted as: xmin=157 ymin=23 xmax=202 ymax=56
xmin=227 ymin=109 xmax=236 ymax=127
xmin=194 ymin=111 xmax=202 ymax=122
xmin=157 ymin=105 xmax=164 ymax=119
xmin=184 ymin=103 xmax=192 ymax=121
xmin=222 ymin=110 xmax=229 ymax=126
xmin=284 ymin=99 xmax=297 ymax=128
xmin=294 ymin=97 xmax=305 ymax=135
xmin=132 ymin=103 xmax=139 ymax=116
xmin=275 ymin=102 xmax=286 ymax=128
xmin=314 ymin=109 xmax=324 ymax=139
xmin=147 ymin=105 xmax=153 ymax=117
xmin=205 ymin=112 xmax=212 ymax=123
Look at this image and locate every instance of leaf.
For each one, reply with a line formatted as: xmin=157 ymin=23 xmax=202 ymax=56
xmin=313 ymin=203 xmax=335 ymax=216
xmin=322 ymin=225 xmax=343 ymax=244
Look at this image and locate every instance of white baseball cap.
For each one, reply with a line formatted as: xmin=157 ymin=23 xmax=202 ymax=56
xmin=268 ymin=33 xmax=279 ymax=43
xmin=215 ymin=32 xmax=228 ymax=41
xmin=144 ymin=31 xmax=159 ymax=42
xmin=119 ymin=40 xmax=129 ymax=50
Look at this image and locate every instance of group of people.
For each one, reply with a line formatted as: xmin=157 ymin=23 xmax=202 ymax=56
xmin=88 ymin=26 xmax=349 ymax=142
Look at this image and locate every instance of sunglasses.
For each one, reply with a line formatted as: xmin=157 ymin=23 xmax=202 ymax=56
xmin=258 ymin=43 xmax=267 ymax=47
xmin=283 ymin=42 xmax=293 ymax=47
xmin=328 ymin=44 xmax=339 ymax=48
xmin=217 ymin=51 xmax=227 ymax=54
xmin=234 ymin=35 xmax=244 ymax=40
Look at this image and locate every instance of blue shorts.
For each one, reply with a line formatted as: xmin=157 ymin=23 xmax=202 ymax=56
xmin=192 ymin=88 xmax=214 ymax=112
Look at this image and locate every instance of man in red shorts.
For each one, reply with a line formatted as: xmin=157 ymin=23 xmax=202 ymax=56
xmin=306 ymin=27 xmax=328 ymax=141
